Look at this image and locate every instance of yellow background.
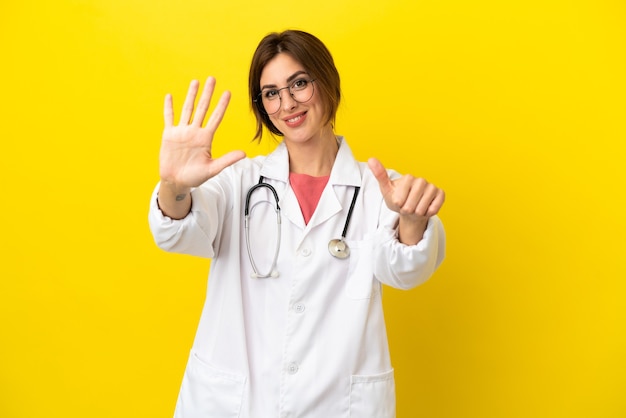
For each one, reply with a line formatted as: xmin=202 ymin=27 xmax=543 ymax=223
xmin=1 ymin=0 xmax=624 ymax=416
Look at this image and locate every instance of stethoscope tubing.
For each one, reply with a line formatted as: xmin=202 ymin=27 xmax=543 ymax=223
xmin=244 ymin=176 xmax=359 ymax=277
xmin=245 ymin=179 xmax=281 ymax=278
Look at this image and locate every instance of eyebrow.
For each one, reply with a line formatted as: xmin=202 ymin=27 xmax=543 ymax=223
xmin=261 ymin=70 xmax=308 ymax=90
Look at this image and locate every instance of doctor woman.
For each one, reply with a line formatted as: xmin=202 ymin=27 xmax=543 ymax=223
xmin=149 ymin=30 xmax=446 ymax=418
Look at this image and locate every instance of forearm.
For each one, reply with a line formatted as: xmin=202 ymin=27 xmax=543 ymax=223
xmin=149 ymin=189 xmax=217 ymax=258
xmin=374 ymin=215 xmax=446 ymax=290
xmin=157 ymin=181 xmax=192 ymax=220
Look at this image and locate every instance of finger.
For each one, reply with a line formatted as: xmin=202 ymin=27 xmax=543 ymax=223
xmin=164 ymin=93 xmax=174 ymax=127
xmin=205 ymin=90 xmax=231 ymax=133
xmin=367 ymin=157 xmax=394 ymax=197
xmin=179 ymin=79 xmax=200 ymax=125
xmin=399 ymin=177 xmax=428 ymax=214
xmin=425 ymin=189 xmax=446 ymax=217
xmin=413 ymin=182 xmax=437 ymax=216
xmin=192 ymin=77 xmax=217 ymax=127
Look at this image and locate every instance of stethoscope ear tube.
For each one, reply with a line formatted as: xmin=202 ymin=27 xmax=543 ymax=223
xmin=245 ymin=181 xmax=281 ymax=216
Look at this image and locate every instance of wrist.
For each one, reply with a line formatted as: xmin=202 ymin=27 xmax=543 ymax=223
xmin=397 ymin=215 xmax=429 ymax=245
xmin=157 ymin=182 xmax=193 ymax=219
xmin=160 ymin=180 xmax=192 ymax=197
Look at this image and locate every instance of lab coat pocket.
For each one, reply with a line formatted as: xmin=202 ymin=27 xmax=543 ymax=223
xmin=349 ymin=369 xmax=396 ymax=418
xmin=174 ymin=351 xmax=246 ymax=418
xmin=345 ymin=239 xmax=379 ymax=300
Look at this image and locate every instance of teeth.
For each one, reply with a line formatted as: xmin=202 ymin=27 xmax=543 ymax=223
xmin=287 ymin=115 xmax=302 ymax=123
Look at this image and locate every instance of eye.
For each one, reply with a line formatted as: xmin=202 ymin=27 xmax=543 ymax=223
xmin=291 ymin=79 xmax=309 ymax=91
xmin=263 ymin=89 xmax=279 ymax=100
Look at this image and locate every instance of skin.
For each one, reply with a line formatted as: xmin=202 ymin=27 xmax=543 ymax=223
xmin=260 ymin=54 xmax=337 ymax=177
xmin=157 ymin=53 xmax=445 ymax=244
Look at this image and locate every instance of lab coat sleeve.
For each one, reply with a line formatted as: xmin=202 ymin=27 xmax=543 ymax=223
xmin=373 ymin=208 xmax=446 ymax=290
xmin=148 ymin=180 xmax=227 ymax=259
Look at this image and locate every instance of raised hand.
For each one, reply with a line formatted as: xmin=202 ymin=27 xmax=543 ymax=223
xmin=158 ymin=77 xmax=246 ymax=219
xmin=368 ymin=157 xmax=445 ymax=244
xmin=160 ymin=77 xmax=245 ymax=188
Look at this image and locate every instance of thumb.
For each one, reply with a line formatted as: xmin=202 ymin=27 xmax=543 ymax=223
xmin=367 ymin=157 xmax=393 ymax=196
xmin=209 ymin=150 xmax=246 ymax=177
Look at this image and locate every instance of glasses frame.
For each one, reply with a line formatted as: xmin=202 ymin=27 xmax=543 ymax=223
xmin=254 ymin=78 xmax=316 ymax=115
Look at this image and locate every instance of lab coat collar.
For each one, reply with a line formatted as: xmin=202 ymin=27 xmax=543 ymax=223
xmin=307 ymin=137 xmax=362 ymax=233
xmin=259 ymin=141 xmax=290 ymax=184
xmin=258 ymin=136 xmax=363 ymax=236
xmin=258 ymin=136 xmax=362 ymax=187
xmin=329 ymin=136 xmax=362 ymax=188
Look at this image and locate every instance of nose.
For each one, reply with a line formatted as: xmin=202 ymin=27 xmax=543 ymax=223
xmin=279 ymin=88 xmax=297 ymax=111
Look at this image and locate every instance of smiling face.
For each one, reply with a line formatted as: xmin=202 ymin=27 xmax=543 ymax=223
xmin=249 ymin=30 xmax=341 ymax=142
xmin=259 ymin=53 xmax=333 ymax=145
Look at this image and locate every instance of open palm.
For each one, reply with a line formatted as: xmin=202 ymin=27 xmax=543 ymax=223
xmin=159 ymin=77 xmax=245 ymax=189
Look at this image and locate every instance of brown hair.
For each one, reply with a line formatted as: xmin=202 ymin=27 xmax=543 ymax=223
xmin=249 ymin=30 xmax=341 ymax=141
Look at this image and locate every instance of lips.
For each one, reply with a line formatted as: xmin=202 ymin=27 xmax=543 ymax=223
xmin=283 ymin=111 xmax=307 ymax=128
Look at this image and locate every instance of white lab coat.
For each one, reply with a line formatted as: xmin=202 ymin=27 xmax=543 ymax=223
xmin=149 ymin=137 xmax=445 ymax=418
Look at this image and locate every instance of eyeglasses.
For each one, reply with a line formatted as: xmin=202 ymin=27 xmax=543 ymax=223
xmin=254 ymin=78 xmax=316 ymax=115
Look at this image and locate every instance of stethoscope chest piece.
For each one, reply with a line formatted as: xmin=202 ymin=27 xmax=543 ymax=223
xmin=328 ymin=238 xmax=350 ymax=259
xmin=327 ymin=185 xmax=361 ymax=260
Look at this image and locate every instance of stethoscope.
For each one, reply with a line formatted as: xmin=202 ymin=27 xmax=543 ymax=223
xmin=244 ymin=176 xmax=360 ymax=278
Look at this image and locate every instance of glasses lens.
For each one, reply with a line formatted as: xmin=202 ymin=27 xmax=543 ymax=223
xmin=291 ymin=79 xmax=315 ymax=104
xmin=258 ymin=79 xmax=315 ymax=115
xmin=259 ymin=90 xmax=278 ymax=115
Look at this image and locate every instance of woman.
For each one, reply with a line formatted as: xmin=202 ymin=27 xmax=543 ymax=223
xmin=149 ymin=30 xmax=445 ymax=418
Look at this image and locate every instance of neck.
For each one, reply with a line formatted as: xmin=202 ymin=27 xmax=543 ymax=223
xmin=286 ymin=129 xmax=339 ymax=177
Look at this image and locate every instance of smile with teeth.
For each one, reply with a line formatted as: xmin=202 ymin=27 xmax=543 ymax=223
xmin=283 ymin=111 xmax=307 ymax=126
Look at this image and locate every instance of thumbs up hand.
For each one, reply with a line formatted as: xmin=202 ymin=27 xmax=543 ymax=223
xmin=368 ymin=157 xmax=445 ymax=245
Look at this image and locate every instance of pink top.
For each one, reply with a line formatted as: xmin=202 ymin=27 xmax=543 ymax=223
xmin=289 ymin=172 xmax=330 ymax=224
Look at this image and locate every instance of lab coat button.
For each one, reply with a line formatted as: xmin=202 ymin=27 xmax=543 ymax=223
xmin=287 ymin=362 xmax=299 ymax=374
xmin=301 ymin=248 xmax=312 ymax=257
xmin=294 ymin=303 xmax=305 ymax=313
